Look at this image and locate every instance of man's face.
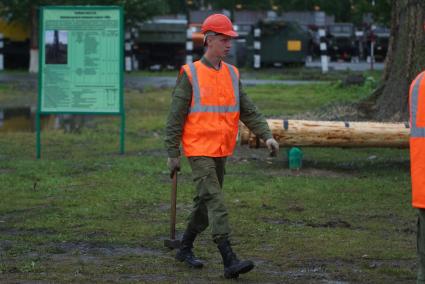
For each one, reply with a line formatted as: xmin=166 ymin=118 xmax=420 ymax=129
xmin=207 ymin=34 xmax=233 ymax=58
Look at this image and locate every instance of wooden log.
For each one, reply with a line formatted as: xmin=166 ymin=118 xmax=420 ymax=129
xmin=240 ymin=119 xmax=410 ymax=148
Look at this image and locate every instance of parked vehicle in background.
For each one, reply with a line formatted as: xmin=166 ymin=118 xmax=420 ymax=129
xmin=134 ymin=12 xmax=243 ymax=70
xmin=327 ymin=23 xmax=356 ymax=62
xmin=134 ymin=19 xmax=187 ymax=70
xmin=365 ymin=25 xmax=390 ymax=62
xmin=246 ymin=19 xmax=312 ymax=67
xmin=0 ymin=19 xmax=30 ymax=69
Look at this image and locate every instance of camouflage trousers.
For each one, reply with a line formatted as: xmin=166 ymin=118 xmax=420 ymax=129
xmin=186 ymin=156 xmax=231 ymax=243
xmin=418 ymin=209 xmax=425 ymax=284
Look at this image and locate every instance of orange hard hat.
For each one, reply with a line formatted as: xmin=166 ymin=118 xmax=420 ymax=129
xmin=201 ymin=14 xmax=238 ymax=37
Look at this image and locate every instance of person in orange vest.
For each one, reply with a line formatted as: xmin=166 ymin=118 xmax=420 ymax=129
xmin=410 ymin=71 xmax=425 ymax=283
xmin=165 ymin=14 xmax=279 ymax=279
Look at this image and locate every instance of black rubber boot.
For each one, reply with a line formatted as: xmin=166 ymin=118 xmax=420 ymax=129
xmin=217 ymin=239 xmax=254 ymax=279
xmin=175 ymin=230 xmax=203 ymax=268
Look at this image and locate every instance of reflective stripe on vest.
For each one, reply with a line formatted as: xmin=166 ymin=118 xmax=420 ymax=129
xmin=411 ymin=73 xmax=425 ymax=137
xmin=187 ymin=62 xmax=240 ymax=113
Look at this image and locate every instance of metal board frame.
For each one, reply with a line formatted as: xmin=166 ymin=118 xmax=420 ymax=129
xmin=36 ymin=5 xmax=124 ymax=158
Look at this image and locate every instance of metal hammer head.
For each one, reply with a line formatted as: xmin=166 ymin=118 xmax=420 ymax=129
xmin=164 ymin=239 xmax=181 ymax=249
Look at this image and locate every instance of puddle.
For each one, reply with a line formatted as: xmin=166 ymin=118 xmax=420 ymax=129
xmin=265 ymin=168 xmax=355 ymax=178
xmin=0 ymin=106 xmax=87 ymax=132
xmin=261 ymin=266 xmax=329 ymax=280
xmin=308 ymin=219 xmax=352 ymax=229
xmin=49 ymin=242 xmax=167 ymax=258
xmin=0 ymin=106 xmax=51 ymax=132
xmin=261 ymin=217 xmax=354 ymax=229
xmin=0 ymin=107 xmax=34 ymax=132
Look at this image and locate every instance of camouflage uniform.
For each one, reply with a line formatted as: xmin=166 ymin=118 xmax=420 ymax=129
xmin=165 ymin=57 xmax=272 ymax=241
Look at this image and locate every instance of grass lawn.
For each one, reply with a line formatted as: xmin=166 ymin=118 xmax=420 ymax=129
xmin=0 ymin=79 xmax=415 ymax=283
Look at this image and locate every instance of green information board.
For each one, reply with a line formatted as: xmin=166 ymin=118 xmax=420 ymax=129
xmin=36 ymin=6 xmax=124 ymax=158
xmin=39 ymin=6 xmax=122 ymax=113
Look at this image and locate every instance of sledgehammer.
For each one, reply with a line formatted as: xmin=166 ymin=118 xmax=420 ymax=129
xmin=164 ymin=170 xmax=181 ymax=249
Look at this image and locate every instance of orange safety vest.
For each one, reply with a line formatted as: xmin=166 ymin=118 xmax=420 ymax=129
xmin=181 ymin=60 xmax=240 ymax=157
xmin=410 ymin=71 xmax=425 ymax=208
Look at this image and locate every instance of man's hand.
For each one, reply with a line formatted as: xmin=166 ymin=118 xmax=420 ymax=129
xmin=167 ymin=157 xmax=181 ymax=175
xmin=266 ymin=138 xmax=279 ymax=157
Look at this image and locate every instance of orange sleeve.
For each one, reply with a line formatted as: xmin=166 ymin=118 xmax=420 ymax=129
xmin=414 ymin=72 xmax=425 ymax=127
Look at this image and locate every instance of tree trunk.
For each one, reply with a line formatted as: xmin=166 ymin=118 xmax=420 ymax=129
xmin=361 ymin=0 xmax=425 ymax=121
xmin=29 ymin=6 xmax=38 ymax=73
xmin=240 ymin=120 xmax=409 ymax=148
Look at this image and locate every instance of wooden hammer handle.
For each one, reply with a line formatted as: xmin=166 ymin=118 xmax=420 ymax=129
xmin=170 ymin=170 xmax=177 ymax=240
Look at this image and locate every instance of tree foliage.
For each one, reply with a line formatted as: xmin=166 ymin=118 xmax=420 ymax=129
xmin=0 ymin=0 xmax=169 ymax=26
xmin=185 ymin=0 xmax=391 ymax=25
xmin=1 ymin=0 xmax=390 ymax=26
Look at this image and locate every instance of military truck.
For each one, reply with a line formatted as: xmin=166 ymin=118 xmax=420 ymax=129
xmin=134 ymin=18 xmax=239 ymax=69
xmin=326 ymin=23 xmax=356 ymax=62
xmin=0 ymin=19 xmax=30 ymax=69
xmin=246 ymin=19 xmax=312 ymax=67
xmin=134 ymin=19 xmax=187 ymax=70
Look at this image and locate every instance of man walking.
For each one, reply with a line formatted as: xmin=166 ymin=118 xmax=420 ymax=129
xmin=409 ymin=71 xmax=425 ymax=284
xmin=165 ymin=14 xmax=279 ymax=279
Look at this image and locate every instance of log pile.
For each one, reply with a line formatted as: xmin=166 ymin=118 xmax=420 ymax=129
xmin=240 ymin=119 xmax=410 ymax=148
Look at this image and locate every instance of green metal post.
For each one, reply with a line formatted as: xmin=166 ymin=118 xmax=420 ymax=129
xmin=119 ymin=6 xmax=125 ymax=155
xmin=120 ymin=112 xmax=125 ymax=154
xmin=37 ymin=7 xmax=43 ymax=159
xmin=36 ymin=112 xmax=41 ymax=159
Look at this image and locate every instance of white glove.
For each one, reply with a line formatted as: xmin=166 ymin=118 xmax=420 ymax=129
xmin=266 ymin=138 xmax=279 ymax=156
xmin=167 ymin=157 xmax=181 ymax=173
